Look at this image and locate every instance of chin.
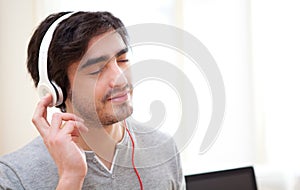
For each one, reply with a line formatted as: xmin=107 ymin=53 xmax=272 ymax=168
xmin=98 ymin=104 xmax=133 ymax=125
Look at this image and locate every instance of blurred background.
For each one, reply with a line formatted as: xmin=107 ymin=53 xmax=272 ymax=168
xmin=1 ymin=0 xmax=300 ymax=189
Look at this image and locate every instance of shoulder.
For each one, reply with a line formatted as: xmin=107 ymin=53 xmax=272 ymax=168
xmin=0 ymin=137 xmax=58 ymax=189
xmin=126 ymin=119 xmax=179 ymax=164
xmin=127 ymin=119 xmax=175 ymax=146
xmin=0 ymin=136 xmax=51 ymax=166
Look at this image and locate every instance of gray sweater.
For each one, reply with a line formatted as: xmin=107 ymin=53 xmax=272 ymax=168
xmin=0 ymin=122 xmax=185 ymax=190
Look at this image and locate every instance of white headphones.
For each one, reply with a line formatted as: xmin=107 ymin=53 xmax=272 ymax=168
xmin=37 ymin=12 xmax=74 ymax=107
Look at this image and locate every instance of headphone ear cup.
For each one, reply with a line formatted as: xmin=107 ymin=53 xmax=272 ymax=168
xmin=37 ymin=81 xmax=63 ymax=107
xmin=37 ymin=82 xmax=58 ymax=107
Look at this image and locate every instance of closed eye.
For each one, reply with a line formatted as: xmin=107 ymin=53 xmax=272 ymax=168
xmin=118 ymin=59 xmax=129 ymax=63
xmin=88 ymin=66 xmax=105 ymax=75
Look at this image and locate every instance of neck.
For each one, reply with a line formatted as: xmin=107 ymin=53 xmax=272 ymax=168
xmin=103 ymin=122 xmax=125 ymax=143
xmin=77 ymin=121 xmax=125 ymax=170
xmin=77 ymin=121 xmax=125 ymax=151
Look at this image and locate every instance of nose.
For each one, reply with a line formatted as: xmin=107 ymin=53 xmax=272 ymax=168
xmin=107 ymin=58 xmax=127 ymax=88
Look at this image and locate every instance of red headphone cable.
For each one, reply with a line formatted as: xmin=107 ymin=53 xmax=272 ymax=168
xmin=124 ymin=121 xmax=144 ymax=190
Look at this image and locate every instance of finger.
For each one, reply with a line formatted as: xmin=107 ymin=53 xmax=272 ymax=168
xmin=60 ymin=120 xmax=88 ymax=134
xmin=32 ymin=94 xmax=53 ymax=136
xmin=61 ymin=113 xmax=84 ymax=123
xmin=60 ymin=120 xmax=76 ymax=135
xmin=50 ymin=113 xmax=63 ymax=132
xmin=60 ymin=121 xmax=89 ymax=133
xmin=51 ymin=113 xmax=84 ymax=129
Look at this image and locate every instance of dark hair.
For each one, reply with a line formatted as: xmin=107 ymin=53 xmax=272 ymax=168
xmin=27 ymin=11 xmax=128 ymax=111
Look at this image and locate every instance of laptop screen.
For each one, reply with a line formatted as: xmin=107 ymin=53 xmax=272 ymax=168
xmin=185 ymin=166 xmax=258 ymax=190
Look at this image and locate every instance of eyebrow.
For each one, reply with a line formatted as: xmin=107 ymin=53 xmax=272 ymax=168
xmin=79 ymin=47 xmax=129 ymax=70
xmin=116 ymin=47 xmax=128 ymax=57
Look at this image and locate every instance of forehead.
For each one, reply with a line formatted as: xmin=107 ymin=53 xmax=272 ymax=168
xmin=85 ymin=30 xmax=126 ymax=58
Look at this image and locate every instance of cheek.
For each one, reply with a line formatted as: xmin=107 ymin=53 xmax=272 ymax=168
xmin=125 ymin=72 xmax=132 ymax=82
xmin=71 ymin=77 xmax=97 ymax=104
xmin=93 ymin=78 xmax=108 ymax=100
xmin=74 ymin=79 xmax=94 ymax=94
xmin=123 ymin=68 xmax=132 ymax=86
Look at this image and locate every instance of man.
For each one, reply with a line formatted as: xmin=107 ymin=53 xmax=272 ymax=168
xmin=0 ymin=11 xmax=185 ymax=189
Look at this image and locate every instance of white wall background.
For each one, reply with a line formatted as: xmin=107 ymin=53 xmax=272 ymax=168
xmin=251 ymin=0 xmax=300 ymax=189
xmin=1 ymin=0 xmax=300 ymax=189
xmin=0 ymin=0 xmax=39 ymax=155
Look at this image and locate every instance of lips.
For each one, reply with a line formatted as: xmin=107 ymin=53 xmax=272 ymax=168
xmin=107 ymin=91 xmax=130 ymax=103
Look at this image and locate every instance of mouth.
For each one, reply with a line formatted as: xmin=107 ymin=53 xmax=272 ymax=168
xmin=107 ymin=91 xmax=130 ymax=103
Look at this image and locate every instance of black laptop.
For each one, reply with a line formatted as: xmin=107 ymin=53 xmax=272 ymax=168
xmin=185 ymin=166 xmax=258 ymax=190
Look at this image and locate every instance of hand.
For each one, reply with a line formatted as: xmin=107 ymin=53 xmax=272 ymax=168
xmin=32 ymin=94 xmax=88 ymax=189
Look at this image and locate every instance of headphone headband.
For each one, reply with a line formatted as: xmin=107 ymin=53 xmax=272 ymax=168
xmin=37 ymin=12 xmax=74 ymax=107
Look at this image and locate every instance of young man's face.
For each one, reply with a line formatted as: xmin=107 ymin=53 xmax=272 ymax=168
xmin=66 ymin=31 xmax=133 ymax=126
